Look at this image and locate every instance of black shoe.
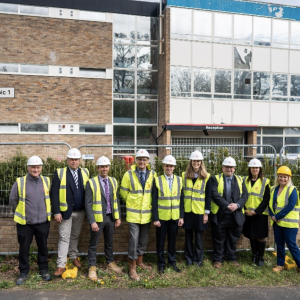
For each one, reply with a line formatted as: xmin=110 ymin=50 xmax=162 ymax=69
xmin=252 ymin=254 xmax=258 ymax=264
xmin=257 ymin=256 xmax=264 ymax=267
xmin=193 ymin=262 xmax=202 ymax=268
xmin=158 ymin=266 xmax=164 ymax=274
xmin=172 ymin=264 xmax=181 ymax=273
xmin=40 ymin=270 xmax=51 ymax=281
xmin=16 ymin=273 xmax=28 ymax=285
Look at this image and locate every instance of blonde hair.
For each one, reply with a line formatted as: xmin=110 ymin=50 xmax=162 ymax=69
xmin=185 ymin=160 xmax=208 ymax=180
xmin=275 ymin=175 xmax=293 ymax=187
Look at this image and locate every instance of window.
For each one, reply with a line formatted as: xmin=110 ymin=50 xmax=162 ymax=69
xmin=0 ymin=3 xmax=18 ymax=12
xmin=291 ymin=22 xmax=300 ymax=47
xmin=114 ymin=14 xmax=135 ymax=41
xmin=21 ymin=124 xmax=48 ymax=132
xmin=253 ymin=72 xmax=270 ymax=100
xmin=214 ymin=70 xmax=231 ymax=94
xmin=272 ymin=19 xmax=289 ymax=48
xmin=170 ymin=8 xmax=192 ymax=37
xmin=234 ymin=47 xmax=252 ymax=69
xmin=137 ymin=101 xmax=157 ymax=124
xmin=291 ymin=75 xmax=300 ymax=97
xmin=171 ymin=66 xmax=191 ymax=97
xmin=194 ymin=69 xmax=211 ymax=94
xmin=114 ymin=70 xmax=135 ymax=94
xmin=0 ymin=63 xmax=18 ymax=73
xmin=234 ymin=70 xmax=251 ymax=99
xmin=114 ymin=126 xmax=134 ymax=145
xmin=214 ymin=13 xmax=232 ymax=42
xmin=272 ymin=74 xmax=287 ymax=101
xmin=79 ymin=10 xmax=106 ymax=21
xmin=137 ymin=71 xmax=157 ymax=94
xmin=20 ymin=64 xmax=49 ymax=74
xmin=137 ymin=126 xmax=156 ymax=145
xmin=0 ymin=124 xmax=18 ymax=133
xmin=114 ymin=44 xmax=135 ymax=69
xmin=193 ymin=11 xmax=212 ymax=40
xmin=234 ymin=15 xmax=252 ymax=44
xmin=113 ymin=101 xmax=134 ymax=123
xmin=79 ymin=68 xmax=105 ymax=78
xmin=79 ymin=125 xmax=105 ymax=133
xmin=253 ymin=17 xmax=271 ymax=46
xmin=20 ymin=5 xmax=48 ymax=15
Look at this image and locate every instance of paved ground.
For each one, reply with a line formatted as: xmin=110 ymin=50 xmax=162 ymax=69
xmin=1 ymin=286 xmax=300 ymax=300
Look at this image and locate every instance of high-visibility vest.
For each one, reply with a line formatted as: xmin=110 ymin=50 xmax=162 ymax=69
xmin=88 ymin=176 xmax=120 ymax=222
xmin=120 ymin=164 xmax=157 ymax=224
xmin=14 ymin=175 xmax=51 ymax=225
xmin=270 ymin=185 xmax=300 ymax=228
xmin=182 ymin=172 xmax=210 ymax=215
xmin=244 ymin=177 xmax=270 ymax=215
xmin=57 ymin=167 xmax=89 ymax=211
xmin=155 ymin=175 xmax=182 ymax=221
xmin=211 ymin=174 xmax=243 ymax=214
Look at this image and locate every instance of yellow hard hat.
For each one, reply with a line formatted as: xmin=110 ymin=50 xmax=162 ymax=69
xmin=277 ymin=166 xmax=292 ymax=177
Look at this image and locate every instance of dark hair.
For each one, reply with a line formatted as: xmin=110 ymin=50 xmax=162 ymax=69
xmin=246 ymin=167 xmax=263 ymax=182
xmin=185 ymin=160 xmax=208 ymax=180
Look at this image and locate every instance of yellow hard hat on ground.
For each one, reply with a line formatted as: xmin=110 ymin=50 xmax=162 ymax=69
xmin=277 ymin=166 xmax=292 ymax=177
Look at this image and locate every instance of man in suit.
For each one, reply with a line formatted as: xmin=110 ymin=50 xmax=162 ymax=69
xmin=51 ymin=148 xmax=90 ymax=277
xmin=211 ymin=156 xmax=248 ymax=268
xmin=85 ymin=156 xmax=123 ymax=281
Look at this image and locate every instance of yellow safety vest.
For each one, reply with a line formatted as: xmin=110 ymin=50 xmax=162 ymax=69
xmin=88 ymin=176 xmax=120 ymax=222
xmin=14 ymin=175 xmax=51 ymax=225
xmin=120 ymin=164 xmax=157 ymax=224
xmin=182 ymin=172 xmax=210 ymax=215
xmin=211 ymin=174 xmax=243 ymax=214
xmin=57 ymin=167 xmax=89 ymax=211
xmin=270 ymin=185 xmax=300 ymax=228
xmin=155 ymin=175 xmax=182 ymax=221
xmin=244 ymin=177 xmax=270 ymax=215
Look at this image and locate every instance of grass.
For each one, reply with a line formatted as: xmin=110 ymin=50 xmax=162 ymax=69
xmin=0 ymin=251 xmax=300 ymax=290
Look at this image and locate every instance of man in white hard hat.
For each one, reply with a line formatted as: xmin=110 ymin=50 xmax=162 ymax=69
xmin=152 ymin=155 xmax=184 ymax=274
xmin=51 ymin=148 xmax=90 ymax=277
xmin=85 ymin=156 xmax=123 ymax=281
xmin=211 ymin=156 xmax=248 ymax=269
xmin=9 ymin=156 xmax=51 ymax=285
xmin=120 ymin=149 xmax=157 ymax=281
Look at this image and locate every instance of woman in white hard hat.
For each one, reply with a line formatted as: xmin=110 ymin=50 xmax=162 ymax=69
xmin=242 ymin=158 xmax=270 ymax=266
xmin=182 ymin=150 xmax=211 ymax=267
xmin=269 ymin=166 xmax=300 ymax=273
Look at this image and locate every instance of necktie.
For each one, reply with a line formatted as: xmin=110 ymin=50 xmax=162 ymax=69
xmin=103 ymin=179 xmax=111 ymax=214
xmin=73 ymin=170 xmax=78 ymax=189
xmin=226 ymin=178 xmax=231 ymax=200
xmin=140 ymin=172 xmax=145 ymax=189
xmin=168 ymin=177 xmax=172 ymax=191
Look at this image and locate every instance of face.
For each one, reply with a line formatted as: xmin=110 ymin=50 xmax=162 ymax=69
xmin=192 ymin=160 xmax=201 ymax=171
xmin=67 ymin=158 xmax=80 ymax=170
xmin=97 ymin=165 xmax=110 ymax=178
xmin=163 ymin=164 xmax=175 ymax=177
xmin=222 ymin=165 xmax=235 ymax=177
xmin=278 ymin=174 xmax=289 ymax=186
xmin=27 ymin=165 xmax=42 ymax=178
xmin=250 ymin=167 xmax=260 ymax=178
xmin=136 ymin=157 xmax=149 ymax=171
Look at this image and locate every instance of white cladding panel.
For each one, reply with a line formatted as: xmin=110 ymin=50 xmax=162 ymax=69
xmin=288 ymin=103 xmax=300 ymax=126
xmin=213 ymin=44 xmax=232 ymax=69
xmin=192 ymin=42 xmax=212 ymax=68
xmin=270 ymin=102 xmax=288 ymax=126
xmin=232 ymin=101 xmax=251 ymax=124
xmin=191 ymin=100 xmax=212 ymax=123
xmin=252 ymin=47 xmax=271 ymax=72
xmin=252 ymin=102 xmax=270 ymax=125
xmin=271 ymin=49 xmax=289 ymax=73
xmin=212 ymin=100 xmax=231 ymax=124
xmin=170 ymin=40 xmax=192 ymax=66
xmin=290 ymin=51 xmax=300 ymax=74
xmin=170 ymin=98 xmax=191 ymax=123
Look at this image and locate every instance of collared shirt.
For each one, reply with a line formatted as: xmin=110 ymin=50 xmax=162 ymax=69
xmin=164 ymin=173 xmax=173 ymax=191
xmin=69 ymin=167 xmax=79 ymax=188
xmin=99 ymin=175 xmax=111 ymax=214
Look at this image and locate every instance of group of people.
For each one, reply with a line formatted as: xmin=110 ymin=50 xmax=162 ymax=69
xmin=9 ymin=148 xmax=300 ymax=285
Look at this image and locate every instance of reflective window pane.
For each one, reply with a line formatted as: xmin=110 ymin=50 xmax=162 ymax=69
xmin=137 ymin=126 xmax=156 ymax=145
xmin=0 ymin=63 xmax=18 ymax=72
xmin=194 ymin=69 xmax=211 ymax=93
xmin=234 ymin=15 xmax=252 ymax=43
xmin=214 ymin=70 xmax=231 ymax=94
xmin=291 ymin=22 xmax=300 ymax=45
xmin=253 ymin=17 xmax=271 ymax=46
xmin=234 ymin=47 xmax=252 ymax=69
xmin=137 ymin=16 xmax=158 ymax=40
xmin=171 ymin=66 xmax=191 ymax=96
xmin=262 ymin=136 xmax=283 ymax=153
xmin=234 ymin=71 xmax=251 ymax=98
xmin=114 ymin=125 xmax=134 ymax=145
xmin=257 ymin=136 xmax=261 ymax=154
xmin=263 ymin=127 xmax=283 ymax=135
xmin=137 ymin=101 xmax=157 ymax=124
xmin=215 ymin=13 xmax=232 ymax=38
xmin=285 ymin=128 xmax=300 ymax=135
xmin=79 ymin=125 xmax=105 ymax=133
xmin=21 ymin=123 xmax=48 ymax=132
xmin=114 ymin=14 xmax=135 ymax=40
xmin=291 ymin=75 xmax=300 ymax=97
xmin=114 ymin=70 xmax=135 ymax=94
xmin=194 ymin=11 xmax=212 ymax=37
xmin=20 ymin=5 xmax=48 ymax=15
xmin=113 ymin=44 xmax=135 ymax=68
xmin=113 ymin=100 xmax=134 ymax=123
xmin=253 ymin=72 xmax=270 ymax=100
xmin=137 ymin=71 xmax=158 ymax=94
xmin=273 ymin=19 xmax=289 ymax=44
xmin=137 ymin=46 xmax=152 ymax=70
xmin=79 ymin=68 xmax=105 ymax=78
xmin=272 ymin=74 xmax=287 ymax=96
xmin=20 ymin=65 xmax=48 ymax=74
xmin=0 ymin=124 xmax=18 ymax=133
xmin=171 ymin=8 xmax=192 ymax=35
xmin=0 ymin=3 xmax=18 ymax=12
xmin=285 ymin=138 xmax=300 ymax=153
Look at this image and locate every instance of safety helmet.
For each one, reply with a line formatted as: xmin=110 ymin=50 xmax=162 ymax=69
xmin=96 ymin=156 xmax=111 ymax=166
xmin=162 ymin=155 xmax=177 ymax=166
xmin=27 ymin=155 xmax=43 ymax=166
xmin=222 ymin=156 xmax=236 ymax=167
xmin=277 ymin=166 xmax=292 ymax=177
xmin=248 ymin=158 xmax=262 ymax=168
xmin=66 ymin=148 xmax=81 ymax=159
xmin=189 ymin=150 xmax=204 ymax=160
xmin=136 ymin=149 xmax=150 ymax=159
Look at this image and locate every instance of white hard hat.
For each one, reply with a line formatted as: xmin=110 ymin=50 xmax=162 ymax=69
xmin=136 ymin=149 xmax=150 ymax=159
xmin=66 ymin=148 xmax=81 ymax=159
xmin=222 ymin=156 xmax=236 ymax=167
xmin=162 ymin=155 xmax=177 ymax=166
xmin=27 ymin=155 xmax=43 ymax=166
xmin=189 ymin=150 xmax=204 ymax=160
xmin=96 ymin=156 xmax=111 ymax=166
xmin=248 ymin=158 xmax=262 ymax=168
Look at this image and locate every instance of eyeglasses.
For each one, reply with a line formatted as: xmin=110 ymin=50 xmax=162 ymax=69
xmin=137 ymin=158 xmax=148 ymax=162
xmin=224 ymin=166 xmax=234 ymax=169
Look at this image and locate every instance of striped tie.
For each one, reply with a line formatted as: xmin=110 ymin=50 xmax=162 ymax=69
xmin=73 ymin=170 xmax=78 ymax=188
xmin=140 ymin=172 xmax=145 ymax=189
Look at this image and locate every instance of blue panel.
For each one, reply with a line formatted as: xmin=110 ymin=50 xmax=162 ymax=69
xmin=167 ymin=0 xmax=300 ymax=21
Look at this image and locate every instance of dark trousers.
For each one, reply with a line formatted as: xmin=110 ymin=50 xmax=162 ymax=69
xmin=184 ymin=228 xmax=204 ymax=265
xmin=213 ymin=214 xmax=243 ymax=262
xmin=17 ymin=221 xmax=50 ymax=274
xmin=273 ymin=223 xmax=300 ymax=267
xmin=88 ymin=214 xmax=115 ymax=268
xmin=156 ymin=220 xmax=178 ymax=267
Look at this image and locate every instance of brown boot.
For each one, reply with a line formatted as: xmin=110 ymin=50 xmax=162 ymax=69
xmin=107 ymin=262 xmax=124 ymax=275
xmin=129 ymin=259 xmax=140 ymax=281
xmin=88 ymin=266 xmax=98 ymax=281
xmin=53 ymin=267 xmax=66 ymax=277
xmin=137 ymin=255 xmax=152 ymax=270
xmin=272 ymin=265 xmax=285 ymax=273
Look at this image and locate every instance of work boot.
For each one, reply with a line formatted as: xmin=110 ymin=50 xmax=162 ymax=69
xmin=40 ymin=270 xmax=51 ymax=281
xmin=73 ymin=258 xmax=81 ymax=268
xmin=250 ymin=239 xmax=258 ymax=264
xmin=53 ymin=267 xmax=66 ymax=277
xmin=272 ymin=265 xmax=285 ymax=273
xmin=213 ymin=261 xmax=222 ymax=269
xmin=137 ymin=255 xmax=152 ymax=270
xmin=88 ymin=266 xmax=98 ymax=281
xmin=16 ymin=273 xmax=28 ymax=285
xmin=257 ymin=241 xmax=266 ymax=267
xmin=129 ymin=259 xmax=140 ymax=281
xmin=107 ymin=262 xmax=124 ymax=275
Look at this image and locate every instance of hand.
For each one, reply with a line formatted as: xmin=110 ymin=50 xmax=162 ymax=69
xmin=115 ymin=219 xmax=121 ymax=228
xmin=227 ymin=203 xmax=238 ymax=212
xmin=178 ymin=218 xmax=184 ymax=227
xmin=203 ymin=214 xmax=208 ymax=224
xmin=91 ymin=222 xmax=99 ymax=232
xmin=54 ymin=214 xmax=62 ymax=223
xmin=271 ymin=216 xmax=279 ymax=223
xmin=153 ymin=221 xmax=161 ymax=227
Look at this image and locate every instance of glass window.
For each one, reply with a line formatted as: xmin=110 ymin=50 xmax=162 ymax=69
xmin=285 ymin=138 xmax=300 ymax=153
xmin=291 ymin=75 xmax=300 ymax=97
xmin=114 ymin=70 xmax=135 ymax=94
xmin=214 ymin=70 xmax=231 ymax=94
xmin=113 ymin=44 xmax=135 ymax=69
xmin=21 ymin=123 xmax=48 ymax=132
xmin=272 ymin=19 xmax=289 ymax=45
xmin=20 ymin=64 xmax=49 ymax=74
xmin=114 ymin=125 xmax=134 ymax=145
xmin=0 ymin=3 xmax=18 ymax=12
xmin=137 ymin=101 xmax=157 ymax=124
xmin=171 ymin=8 xmax=192 ymax=35
xmin=79 ymin=68 xmax=105 ymax=78
xmin=194 ymin=69 xmax=211 ymax=93
xmin=234 ymin=15 xmax=252 ymax=44
xmin=291 ymin=22 xmax=300 ymax=45
xmin=137 ymin=71 xmax=158 ymax=94
xmin=79 ymin=11 xmax=106 ymax=21
xmin=214 ymin=13 xmax=232 ymax=39
xmin=257 ymin=136 xmax=261 ymax=154
xmin=171 ymin=66 xmax=191 ymax=97
xmin=20 ymin=5 xmax=48 ymax=15
xmin=253 ymin=17 xmax=271 ymax=46
xmin=263 ymin=136 xmax=283 ymax=153
xmin=285 ymin=128 xmax=300 ymax=135
xmin=137 ymin=46 xmax=151 ymax=70
xmin=79 ymin=125 xmax=105 ymax=133
xmin=257 ymin=127 xmax=261 ymax=134
xmin=234 ymin=71 xmax=251 ymax=99
xmin=234 ymin=47 xmax=252 ymax=69
xmin=113 ymin=100 xmax=134 ymax=123
xmin=272 ymin=74 xmax=287 ymax=97
xmin=136 ymin=16 xmax=157 ymax=41
xmin=137 ymin=126 xmax=156 ymax=145
xmin=0 ymin=63 xmax=18 ymax=73
xmin=253 ymin=72 xmax=270 ymax=100
xmin=194 ymin=11 xmax=212 ymax=37
xmin=114 ymin=14 xmax=135 ymax=41
xmin=0 ymin=124 xmax=18 ymax=133
xmin=263 ymin=127 xmax=283 ymax=135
